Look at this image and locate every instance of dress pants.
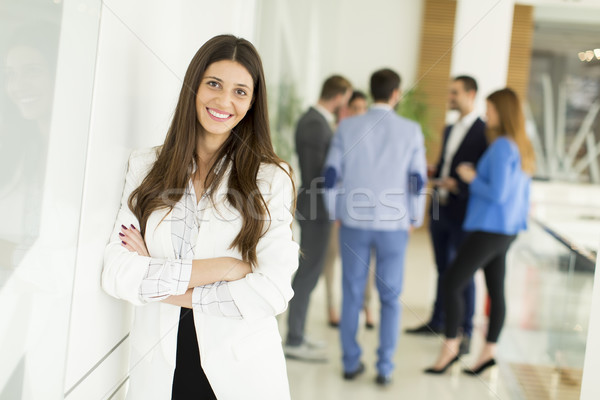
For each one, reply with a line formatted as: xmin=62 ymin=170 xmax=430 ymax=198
xmin=429 ymin=208 xmax=474 ymax=336
xmin=339 ymin=225 xmax=408 ymax=377
xmin=443 ymin=231 xmax=516 ymax=342
xmin=286 ymin=219 xmax=332 ymax=345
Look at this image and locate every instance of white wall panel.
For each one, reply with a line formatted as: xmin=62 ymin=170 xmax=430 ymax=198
xmin=255 ymin=0 xmax=424 ymax=109
xmin=0 ymin=0 xmax=100 ymax=398
xmin=449 ymin=0 xmax=515 ymax=119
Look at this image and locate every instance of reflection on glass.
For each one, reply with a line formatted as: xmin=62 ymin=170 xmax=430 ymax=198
xmin=504 ymin=223 xmax=593 ymax=398
xmin=1 ymin=21 xmax=58 ymax=273
xmin=0 ymin=2 xmax=62 ymax=397
xmin=527 ymin=22 xmax=600 ymax=183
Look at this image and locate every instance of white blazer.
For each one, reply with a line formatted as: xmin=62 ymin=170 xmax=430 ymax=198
xmin=102 ymin=148 xmax=299 ymax=400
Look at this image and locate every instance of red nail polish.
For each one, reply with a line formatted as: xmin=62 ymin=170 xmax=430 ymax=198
xmin=119 ymin=232 xmax=125 ymax=237
xmin=122 ymin=241 xmax=127 ymax=245
xmin=121 ymin=224 xmax=128 ymax=230
xmin=130 ymin=224 xmax=136 ymax=230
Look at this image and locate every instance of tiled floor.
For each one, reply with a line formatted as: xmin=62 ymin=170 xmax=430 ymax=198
xmin=280 ymin=223 xmax=594 ymax=399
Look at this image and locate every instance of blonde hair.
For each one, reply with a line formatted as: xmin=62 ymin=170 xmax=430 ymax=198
xmin=487 ymin=88 xmax=535 ymax=175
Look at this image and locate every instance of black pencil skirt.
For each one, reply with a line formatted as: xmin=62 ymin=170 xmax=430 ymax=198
xmin=171 ymin=307 xmax=217 ymax=399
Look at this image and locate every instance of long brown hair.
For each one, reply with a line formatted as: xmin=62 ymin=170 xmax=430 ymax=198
xmin=129 ymin=34 xmax=294 ymax=266
xmin=486 ymin=88 xmax=535 ymax=175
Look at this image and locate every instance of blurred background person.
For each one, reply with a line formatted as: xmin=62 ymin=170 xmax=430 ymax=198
xmin=405 ymin=76 xmax=487 ymax=356
xmin=324 ymin=90 xmax=376 ymax=329
xmin=324 ymin=69 xmax=427 ymax=386
xmin=336 ymin=89 xmax=368 ymax=121
xmin=425 ymin=88 xmax=534 ymax=375
xmin=285 ymin=75 xmax=352 ymax=362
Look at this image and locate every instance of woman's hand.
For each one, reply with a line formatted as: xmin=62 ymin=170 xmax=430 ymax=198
xmin=120 ymin=224 xmax=150 ymax=257
xmin=456 ymin=163 xmax=477 ymax=184
xmin=438 ymin=177 xmax=459 ymax=194
xmin=162 ymin=289 xmax=193 ymax=308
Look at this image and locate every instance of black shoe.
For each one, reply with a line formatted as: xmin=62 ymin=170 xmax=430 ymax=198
xmin=343 ymin=362 xmax=365 ymax=380
xmin=328 ymin=320 xmax=339 ymax=328
xmin=462 ymin=358 xmax=496 ymax=376
xmin=405 ymin=323 xmax=443 ymax=335
xmin=424 ymin=355 xmax=460 ymax=375
xmin=365 ymin=321 xmax=375 ymax=330
xmin=375 ymin=374 xmax=392 ymax=386
xmin=459 ymin=336 xmax=471 ymax=355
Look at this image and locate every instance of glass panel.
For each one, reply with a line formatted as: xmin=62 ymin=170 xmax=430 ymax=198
xmin=527 ymin=20 xmax=600 ymax=183
xmin=0 ymin=3 xmax=63 ymax=397
xmin=0 ymin=0 xmax=101 ymax=398
xmin=0 ymin=0 xmax=62 ymax=294
xmin=500 ymin=184 xmax=598 ymax=399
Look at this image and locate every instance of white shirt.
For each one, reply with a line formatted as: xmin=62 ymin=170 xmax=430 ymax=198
xmin=370 ymin=102 xmax=393 ymax=111
xmin=314 ymin=104 xmax=336 ymax=129
xmin=440 ymin=110 xmax=479 ymax=179
xmin=138 ymin=169 xmax=242 ymax=319
xmin=439 ymin=110 xmax=479 ymax=198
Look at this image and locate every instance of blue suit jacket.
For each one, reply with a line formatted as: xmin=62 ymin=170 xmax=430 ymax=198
xmin=323 ymin=107 xmax=427 ymax=231
xmin=432 ymin=118 xmax=487 ymax=225
xmin=464 ymin=137 xmax=530 ymax=235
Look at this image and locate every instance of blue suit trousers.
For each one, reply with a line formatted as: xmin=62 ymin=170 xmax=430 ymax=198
xmin=339 ymin=225 xmax=408 ymax=377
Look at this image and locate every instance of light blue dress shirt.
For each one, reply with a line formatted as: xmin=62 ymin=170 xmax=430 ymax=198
xmin=463 ymin=136 xmax=531 ymax=235
xmin=323 ymin=105 xmax=427 ymax=231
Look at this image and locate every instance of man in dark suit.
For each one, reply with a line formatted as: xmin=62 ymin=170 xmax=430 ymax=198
xmin=285 ymin=75 xmax=352 ymax=362
xmin=405 ymin=76 xmax=487 ymax=355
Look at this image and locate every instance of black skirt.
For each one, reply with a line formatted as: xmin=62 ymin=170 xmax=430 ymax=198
xmin=171 ymin=307 xmax=217 ymax=399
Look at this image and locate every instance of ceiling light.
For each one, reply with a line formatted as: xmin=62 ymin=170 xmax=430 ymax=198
xmin=578 ymin=52 xmax=587 ymax=61
xmin=586 ymin=50 xmax=594 ymax=62
xmin=595 ymin=49 xmax=600 ymax=60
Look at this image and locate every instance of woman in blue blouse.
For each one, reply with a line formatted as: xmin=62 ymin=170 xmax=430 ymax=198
xmin=425 ymin=88 xmax=535 ymax=375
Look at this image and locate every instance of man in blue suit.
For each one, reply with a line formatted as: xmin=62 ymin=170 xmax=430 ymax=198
xmin=323 ymin=69 xmax=427 ymax=386
xmin=405 ymin=76 xmax=487 ymax=356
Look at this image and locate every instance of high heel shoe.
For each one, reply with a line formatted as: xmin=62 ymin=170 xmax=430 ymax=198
xmin=424 ymin=355 xmax=460 ymax=375
xmin=462 ymin=358 xmax=496 ymax=376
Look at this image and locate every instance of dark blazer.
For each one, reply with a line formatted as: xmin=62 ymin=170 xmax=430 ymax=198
xmin=295 ymin=107 xmax=334 ymax=222
xmin=432 ymin=117 xmax=487 ymax=225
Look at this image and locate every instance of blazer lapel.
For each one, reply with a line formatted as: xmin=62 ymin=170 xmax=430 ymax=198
xmin=451 ymin=117 xmax=483 ymax=167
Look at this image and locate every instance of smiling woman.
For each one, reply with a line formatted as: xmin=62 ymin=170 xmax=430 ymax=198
xmin=102 ymin=35 xmax=299 ymax=400
xmin=196 ymin=60 xmax=254 ymax=137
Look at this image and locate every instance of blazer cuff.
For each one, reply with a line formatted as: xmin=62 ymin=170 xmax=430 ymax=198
xmin=192 ymin=282 xmax=243 ymax=319
xmin=139 ymin=258 xmax=192 ymax=302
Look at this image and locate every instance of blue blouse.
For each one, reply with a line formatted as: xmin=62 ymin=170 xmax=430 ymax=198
xmin=463 ymin=137 xmax=530 ymax=235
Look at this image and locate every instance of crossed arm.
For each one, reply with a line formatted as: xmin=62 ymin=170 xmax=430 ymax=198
xmin=119 ymin=224 xmax=251 ymax=309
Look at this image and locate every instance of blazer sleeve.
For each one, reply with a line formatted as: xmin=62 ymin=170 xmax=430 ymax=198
xmin=452 ymin=122 xmax=488 ymax=201
xmin=296 ymin=119 xmax=331 ymax=187
xmin=102 ymin=150 xmax=157 ymax=306
xmin=469 ymin=138 xmax=514 ymax=203
xmin=226 ymin=165 xmax=299 ymax=321
xmin=322 ymin=125 xmax=344 ymax=218
xmin=433 ymin=126 xmax=451 ymax=179
xmin=407 ymin=126 xmax=428 ymax=227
